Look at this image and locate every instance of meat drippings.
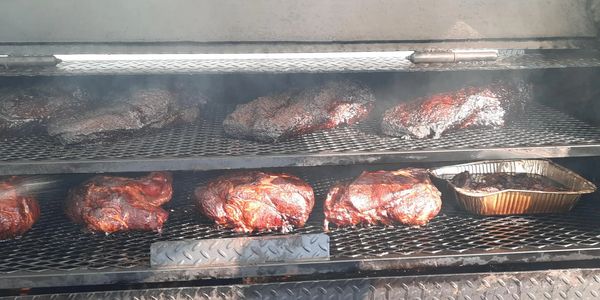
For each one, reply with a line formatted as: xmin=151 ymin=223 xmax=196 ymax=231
xmin=451 ymin=171 xmax=570 ymax=193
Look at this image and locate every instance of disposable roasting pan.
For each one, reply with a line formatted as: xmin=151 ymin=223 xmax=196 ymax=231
xmin=430 ymin=160 xmax=597 ymax=215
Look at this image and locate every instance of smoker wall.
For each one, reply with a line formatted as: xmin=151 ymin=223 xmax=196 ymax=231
xmin=0 ymin=0 xmax=597 ymax=55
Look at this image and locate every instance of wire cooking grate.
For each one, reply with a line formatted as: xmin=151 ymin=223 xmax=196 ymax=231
xmin=0 ymin=170 xmax=599 ymax=275
xmin=0 ymin=103 xmax=599 ymax=175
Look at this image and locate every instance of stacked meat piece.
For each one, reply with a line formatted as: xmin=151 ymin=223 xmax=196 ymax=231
xmin=48 ymin=87 xmax=203 ymax=144
xmin=223 ymin=80 xmax=375 ymax=142
xmin=0 ymin=83 xmax=90 ymax=134
xmin=0 ymin=81 xmax=206 ymax=144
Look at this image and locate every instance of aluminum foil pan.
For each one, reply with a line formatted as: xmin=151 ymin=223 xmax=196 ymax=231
xmin=430 ymin=160 xmax=597 ymax=215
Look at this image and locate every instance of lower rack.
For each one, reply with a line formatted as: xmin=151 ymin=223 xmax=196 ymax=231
xmin=1 ymin=167 xmax=600 ymax=289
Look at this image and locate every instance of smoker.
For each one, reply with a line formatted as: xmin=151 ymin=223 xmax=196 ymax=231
xmin=2 ymin=1 xmax=600 ymax=299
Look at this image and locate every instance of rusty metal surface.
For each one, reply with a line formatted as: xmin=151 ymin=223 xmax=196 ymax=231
xmin=5 ymin=268 xmax=600 ymax=299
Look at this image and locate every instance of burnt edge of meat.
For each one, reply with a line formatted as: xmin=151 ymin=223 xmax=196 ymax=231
xmin=65 ymin=172 xmax=173 ymax=234
xmin=0 ymin=176 xmax=41 ymax=240
xmin=0 ymin=83 xmax=91 ymax=135
xmin=47 ymin=87 xmax=204 ymax=145
xmin=194 ymin=171 xmax=315 ymax=233
xmin=324 ymin=168 xmax=442 ymax=230
xmin=223 ymin=80 xmax=376 ymax=143
xmin=381 ymin=80 xmax=532 ymax=139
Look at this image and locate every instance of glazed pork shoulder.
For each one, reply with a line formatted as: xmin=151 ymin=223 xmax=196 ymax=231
xmin=0 ymin=177 xmax=40 ymax=240
xmin=195 ymin=171 xmax=315 ymax=233
xmin=324 ymin=168 xmax=441 ymax=229
xmin=65 ymin=172 xmax=173 ymax=233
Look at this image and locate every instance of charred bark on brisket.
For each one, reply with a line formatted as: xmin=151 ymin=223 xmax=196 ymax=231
xmin=381 ymin=81 xmax=532 ymax=139
xmin=0 ymin=83 xmax=90 ymax=134
xmin=47 ymin=87 xmax=203 ymax=144
xmin=223 ymin=80 xmax=375 ymax=143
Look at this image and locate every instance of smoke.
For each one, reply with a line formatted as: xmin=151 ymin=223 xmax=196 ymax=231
xmin=0 ymin=175 xmax=62 ymax=199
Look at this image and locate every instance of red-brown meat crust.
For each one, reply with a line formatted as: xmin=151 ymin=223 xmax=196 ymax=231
xmin=324 ymin=169 xmax=441 ymax=229
xmin=65 ymin=172 xmax=173 ymax=233
xmin=0 ymin=177 xmax=40 ymax=240
xmin=47 ymin=87 xmax=202 ymax=144
xmin=195 ymin=172 xmax=315 ymax=233
xmin=0 ymin=83 xmax=90 ymax=134
xmin=223 ymin=80 xmax=375 ymax=143
xmin=381 ymin=81 xmax=531 ymax=139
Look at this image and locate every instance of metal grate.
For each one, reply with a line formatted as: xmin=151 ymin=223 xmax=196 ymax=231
xmin=1 ymin=51 xmax=600 ymax=76
xmin=1 ymin=103 xmax=600 ymax=175
xmin=1 ymin=169 xmax=600 ymax=288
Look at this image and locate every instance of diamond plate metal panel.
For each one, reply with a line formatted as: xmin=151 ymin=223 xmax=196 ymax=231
xmin=150 ymin=234 xmax=329 ymax=267
xmin=7 ymin=269 xmax=600 ymax=300
xmin=1 ymin=51 xmax=600 ymax=76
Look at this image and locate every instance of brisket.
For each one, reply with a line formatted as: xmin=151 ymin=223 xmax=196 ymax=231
xmin=223 ymin=80 xmax=375 ymax=143
xmin=47 ymin=87 xmax=202 ymax=144
xmin=381 ymin=81 xmax=532 ymax=139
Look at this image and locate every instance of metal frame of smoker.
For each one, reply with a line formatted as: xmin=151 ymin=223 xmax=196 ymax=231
xmin=2 ymin=0 xmax=600 ymax=298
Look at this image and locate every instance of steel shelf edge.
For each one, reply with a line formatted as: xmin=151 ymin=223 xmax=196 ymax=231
xmin=1 ymin=144 xmax=599 ymax=175
xmin=1 ymin=50 xmax=600 ymax=76
xmin=2 ymin=247 xmax=600 ymax=289
xmin=6 ymin=268 xmax=600 ymax=300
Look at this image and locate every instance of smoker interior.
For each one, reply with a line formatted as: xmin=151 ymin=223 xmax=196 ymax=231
xmin=1 ymin=160 xmax=600 ymax=289
xmin=2 ymin=68 xmax=600 ymax=293
xmin=1 ymin=69 xmax=600 ymax=175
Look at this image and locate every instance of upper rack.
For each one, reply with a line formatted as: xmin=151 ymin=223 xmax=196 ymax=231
xmin=0 ymin=103 xmax=599 ymax=175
